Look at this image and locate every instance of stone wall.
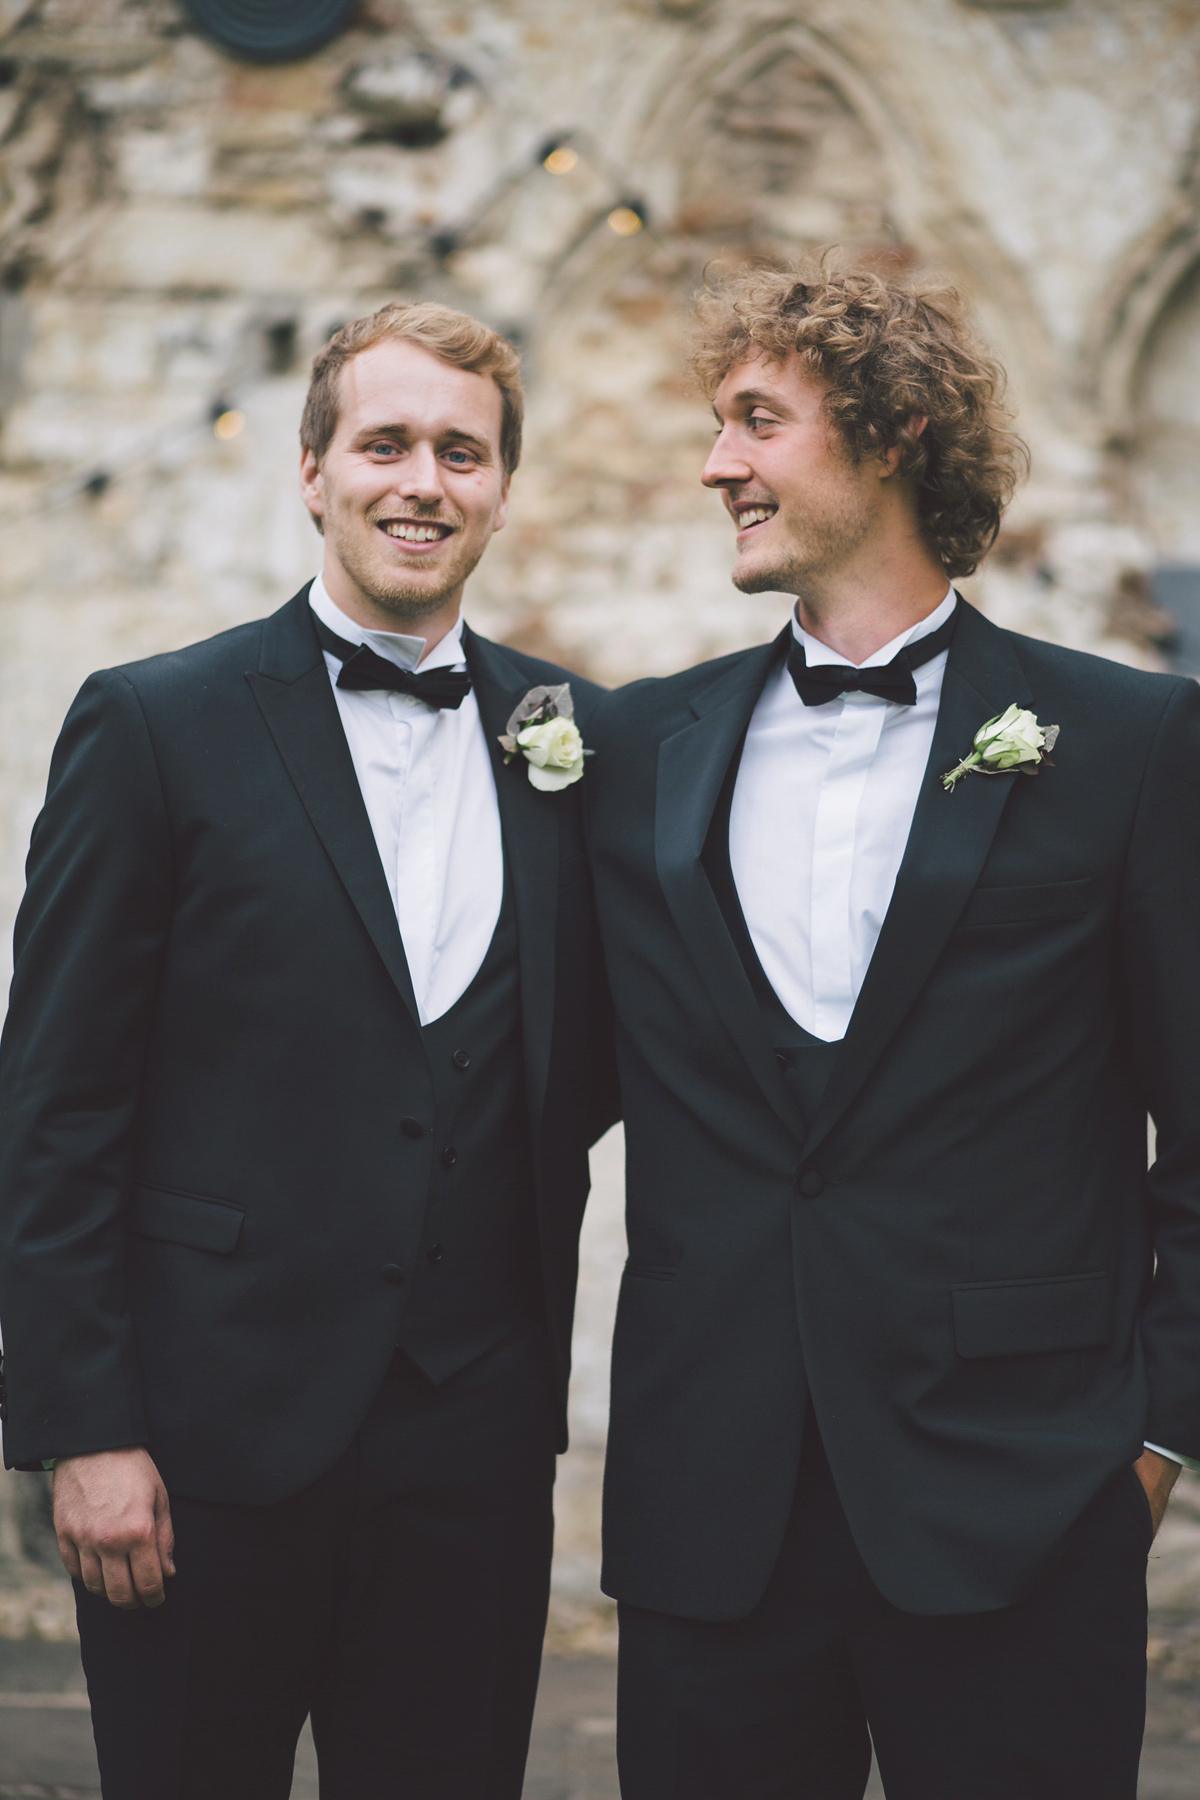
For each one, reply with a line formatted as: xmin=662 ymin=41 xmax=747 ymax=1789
xmin=1 ymin=0 xmax=1200 ymax=1632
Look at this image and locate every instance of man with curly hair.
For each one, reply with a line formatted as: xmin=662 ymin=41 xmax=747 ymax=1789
xmin=586 ymin=261 xmax=1200 ymax=1797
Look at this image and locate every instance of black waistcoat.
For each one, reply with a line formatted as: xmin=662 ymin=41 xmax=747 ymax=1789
xmin=700 ymin=734 xmax=841 ymax=1126
xmin=395 ymin=877 xmax=540 ymax=1383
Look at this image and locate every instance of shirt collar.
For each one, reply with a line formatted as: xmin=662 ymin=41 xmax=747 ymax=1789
xmin=309 ymin=572 xmax=466 ymax=674
xmin=791 ymin=585 xmax=957 ymax=670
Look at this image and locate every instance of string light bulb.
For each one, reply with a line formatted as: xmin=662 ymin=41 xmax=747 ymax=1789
xmin=607 ymin=202 xmax=646 ymax=237
xmin=543 ymin=143 xmax=579 ymax=175
xmin=213 ymin=410 xmax=245 ymax=441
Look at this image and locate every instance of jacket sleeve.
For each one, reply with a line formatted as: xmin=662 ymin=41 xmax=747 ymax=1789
xmin=0 ymin=670 xmax=175 ymax=1467
xmin=573 ymin=684 xmax=621 ymax=1148
xmin=1120 ymin=676 xmax=1200 ymax=1462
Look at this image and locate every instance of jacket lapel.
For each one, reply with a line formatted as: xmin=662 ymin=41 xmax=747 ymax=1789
xmin=655 ymin=628 xmax=803 ymax=1140
xmin=801 ymin=601 xmax=1034 ymax=1162
xmin=463 ymin=625 xmax=560 ymax=1140
xmin=246 ymin=588 xmax=421 ymax=1026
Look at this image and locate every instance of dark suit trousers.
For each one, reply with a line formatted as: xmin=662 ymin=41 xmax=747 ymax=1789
xmin=76 ymin=1323 xmax=557 ymax=1800
xmin=617 ymin=1415 xmax=1152 ymax=1800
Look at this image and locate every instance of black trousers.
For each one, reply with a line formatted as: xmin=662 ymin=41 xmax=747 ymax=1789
xmin=617 ymin=1417 xmax=1152 ymax=1800
xmin=77 ymin=1322 xmax=558 ymax=1800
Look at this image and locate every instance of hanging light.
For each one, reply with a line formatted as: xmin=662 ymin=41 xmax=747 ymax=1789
xmin=213 ymin=410 xmax=245 ymax=441
xmin=543 ymin=143 xmax=579 ymax=175
xmin=607 ymin=200 xmax=646 ymax=236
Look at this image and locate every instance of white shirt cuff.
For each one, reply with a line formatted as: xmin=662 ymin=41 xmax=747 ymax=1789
xmin=1144 ymin=1440 xmax=1200 ymax=1473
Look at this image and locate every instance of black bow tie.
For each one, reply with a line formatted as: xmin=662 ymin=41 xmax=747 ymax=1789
xmin=312 ymin=615 xmax=472 ymax=710
xmin=787 ymin=604 xmax=959 ymax=708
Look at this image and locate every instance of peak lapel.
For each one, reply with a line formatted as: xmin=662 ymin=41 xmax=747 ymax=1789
xmin=655 ymin=629 xmax=803 ymax=1141
xmin=464 ymin=626 xmax=560 ymax=1139
xmin=801 ymin=602 xmax=1033 ymax=1162
xmin=246 ymin=589 xmax=421 ymax=1027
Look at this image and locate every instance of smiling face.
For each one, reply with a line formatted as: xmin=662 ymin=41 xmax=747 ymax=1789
xmin=702 ymin=352 xmax=883 ymax=597
xmin=299 ymin=336 xmax=509 ymax=631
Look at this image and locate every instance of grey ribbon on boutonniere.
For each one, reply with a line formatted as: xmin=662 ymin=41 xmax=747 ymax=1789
xmin=943 ymin=705 xmax=1059 ymax=792
xmin=498 ymin=684 xmax=591 ymax=791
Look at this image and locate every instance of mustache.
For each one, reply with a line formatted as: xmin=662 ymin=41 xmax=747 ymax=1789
xmin=367 ymin=500 xmax=464 ymax=530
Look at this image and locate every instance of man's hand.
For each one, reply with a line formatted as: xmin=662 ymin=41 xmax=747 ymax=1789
xmin=1133 ymin=1447 xmax=1182 ymax=1538
xmin=52 ymin=1447 xmax=175 ymax=1609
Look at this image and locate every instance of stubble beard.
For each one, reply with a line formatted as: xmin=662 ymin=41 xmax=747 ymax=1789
xmin=731 ymin=492 xmax=872 ymax=597
xmin=326 ymin=500 xmax=485 ymax=625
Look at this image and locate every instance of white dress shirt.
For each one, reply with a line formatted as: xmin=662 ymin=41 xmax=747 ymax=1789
xmin=730 ymin=587 xmax=957 ymax=1044
xmin=309 ymin=574 xmax=503 ymax=1026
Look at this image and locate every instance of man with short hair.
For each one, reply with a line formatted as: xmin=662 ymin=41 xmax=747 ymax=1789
xmin=587 ymin=263 xmax=1200 ymax=1797
xmin=0 ymin=301 xmax=617 ymax=1798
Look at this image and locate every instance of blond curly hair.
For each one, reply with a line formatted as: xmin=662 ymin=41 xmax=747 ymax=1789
xmin=691 ymin=262 xmax=1027 ymax=578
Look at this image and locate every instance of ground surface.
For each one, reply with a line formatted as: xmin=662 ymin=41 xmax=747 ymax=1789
xmin=0 ymin=1637 xmax=1194 ymax=1795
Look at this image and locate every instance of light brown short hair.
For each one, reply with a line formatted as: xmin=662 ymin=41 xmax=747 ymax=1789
xmin=301 ymin=301 xmax=524 ymax=477
xmin=691 ymin=261 xmax=1027 ymax=578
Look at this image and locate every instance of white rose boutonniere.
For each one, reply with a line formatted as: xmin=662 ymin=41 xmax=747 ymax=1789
xmin=942 ymin=704 xmax=1059 ymax=793
xmin=499 ymin=684 xmax=591 ymax=791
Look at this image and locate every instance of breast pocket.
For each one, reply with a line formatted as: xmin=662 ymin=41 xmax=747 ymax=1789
xmin=961 ymin=876 xmax=1097 ymax=928
xmin=127 ymin=1185 xmax=245 ymax=1255
xmin=951 ymin=1270 xmax=1112 ymax=1359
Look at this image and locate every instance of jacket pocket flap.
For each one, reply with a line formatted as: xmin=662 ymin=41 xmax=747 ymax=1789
xmin=952 ymin=1271 xmax=1111 ymax=1358
xmin=962 ymin=877 xmax=1096 ymax=927
xmin=128 ymin=1187 xmax=244 ymax=1255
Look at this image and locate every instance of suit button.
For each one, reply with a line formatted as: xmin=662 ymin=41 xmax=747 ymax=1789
xmin=452 ymin=1049 xmax=470 ymax=1071
xmin=441 ymin=1146 xmax=457 ymax=1168
xmin=400 ymin=1117 xmax=424 ymax=1139
xmin=382 ymin=1263 xmax=406 ymax=1286
xmin=427 ymin=1244 xmax=444 ymax=1264
xmin=797 ymin=1170 xmax=824 ymax=1199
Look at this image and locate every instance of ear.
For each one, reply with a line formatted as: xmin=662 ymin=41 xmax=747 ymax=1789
xmin=881 ymin=413 xmax=929 ymax=477
xmin=491 ymin=478 xmax=510 ymax=536
xmin=299 ymin=445 xmax=324 ymax=522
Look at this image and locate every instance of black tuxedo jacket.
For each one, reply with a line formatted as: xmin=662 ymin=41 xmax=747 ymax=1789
xmin=588 ymin=600 xmax=1200 ymax=1620
xmin=0 ymin=588 xmax=617 ymax=1502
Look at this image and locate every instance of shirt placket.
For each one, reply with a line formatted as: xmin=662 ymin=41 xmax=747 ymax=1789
xmin=809 ymin=693 xmax=887 ymax=1040
xmin=391 ymin=698 xmax=439 ymax=1015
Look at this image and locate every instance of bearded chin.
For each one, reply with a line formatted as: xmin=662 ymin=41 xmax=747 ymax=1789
xmin=732 ymin=553 xmax=797 ymax=596
xmin=359 ymin=576 xmax=457 ymax=622
xmin=330 ymin=517 xmax=475 ymax=622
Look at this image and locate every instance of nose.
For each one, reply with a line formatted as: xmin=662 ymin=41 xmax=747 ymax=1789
xmin=702 ymin=424 xmax=753 ymax=490
xmin=395 ymin=441 xmax=446 ymax=504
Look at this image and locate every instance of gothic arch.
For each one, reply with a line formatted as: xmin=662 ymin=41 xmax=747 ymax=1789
xmin=471 ymin=24 xmax=906 ymax=683
xmin=1090 ymin=210 xmax=1200 ymax=439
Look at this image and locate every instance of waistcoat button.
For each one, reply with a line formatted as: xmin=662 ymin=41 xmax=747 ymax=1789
xmin=441 ymin=1146 xmax=458 ymax=1168
xmin=381 ymin=1263 xmax=406 ymax=1286
xmin=427 ymin=1244 xmax=445 ymax=1264
xmin=452 ymin=1049 xmax=470 ymax=1070
xmin=400 ymin=1117 xmax=424 ymax=1139
xmin=797 ymin=1170 xmax=824 ymax=1199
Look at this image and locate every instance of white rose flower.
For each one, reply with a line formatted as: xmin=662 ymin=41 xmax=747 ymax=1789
xmin=516 ymin=716 xmax=586 ymax=791
xmin=943 ymin=704 xmax=1059 ymax=791
xmin=974 ymin=704 xmax=1044 ymax=768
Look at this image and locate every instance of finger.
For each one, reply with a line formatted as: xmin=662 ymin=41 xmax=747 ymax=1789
xmin=128 ymin=1538 xmax=167 ymax=1609
xmin=154 ymin=1490 xmax=176 ymax=1578
xmin=77 ymin=1549 xmax=106 ymax=1598
xmin=99 ymin=1551 xmax=140 ymax=1611
xmin=57 ymin=1536 xmax=83 ymax=1582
